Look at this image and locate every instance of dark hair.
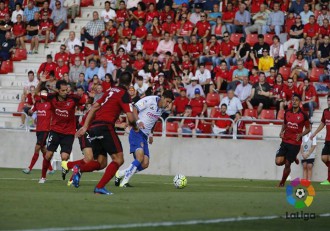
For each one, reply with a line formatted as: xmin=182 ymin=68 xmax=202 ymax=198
xmin=46 ymin=54 xmax=52 ymax=59
xmin=137 ymin=1 xmax=146 ymax=11
xmin=185 ymin=105 xmax=192 ymax=110
xmin=162 ymin=90 xmax=175 ymax=101
xmin=220 ymin=103 xmax=227 ymax=108
xmin=258 ymin=34 xmax=264 ymax=39
xmin=304 ymin=77 xmax=310 ymax=83
xmin=77 ymin=86 xmax=84 ymax=91
xmin=28 ymin=70 xmax=34 ymax=75
xmin=56 ymin=80 xmax=67 ymax=90
xmin=119 ymin=71 xmax=132 ymax=87
xmin=105 ymin=73 xmax=114 ymax=84
xmin=105 ymin=1 xmax=110 ymax=5
xmin=165 ymin=51 xmax=172 ymax=56
xmin=49 ymin=70 xmax=55 ymax=77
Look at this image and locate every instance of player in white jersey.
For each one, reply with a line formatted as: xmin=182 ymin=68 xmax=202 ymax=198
xmin=115 ymin=90 xmax=174 ymax=187
xmin=299 ymin=130 xmax=317 ymax=181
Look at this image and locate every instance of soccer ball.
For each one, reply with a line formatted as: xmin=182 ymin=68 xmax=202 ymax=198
xmin=295 ymin=188 xmax=305 ymax=199
xmin=173 ymin=174 xmax=187 ymax=189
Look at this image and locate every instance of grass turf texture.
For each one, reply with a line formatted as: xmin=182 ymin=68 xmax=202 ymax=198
xmin=0 ymin=168 xmax=329 ymax=230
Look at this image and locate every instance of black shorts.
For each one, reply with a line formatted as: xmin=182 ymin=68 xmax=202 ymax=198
xmin=36 ymin=131 xmax=49 ymax=146
xmin=89 ymin=124 xmax=123 ymax=157
xmin=47 ymin=130 xmax=74 ymax=154
xmin=322 ymin=141 xmax=330 ymax=155
xmin=301 ymin=158 xmax=315 ymax=164
xmin=276 ymin=142 xmax=301 ymax=163
xmin=78 ymin=131 xmax=92 ymax=151
xmin=250 ymin=98 xmax=272 ymax=109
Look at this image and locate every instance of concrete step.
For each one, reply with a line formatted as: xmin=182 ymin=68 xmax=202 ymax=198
xmin=0 ymin=114 xmax=23 ymax=129
xmin=0 ymin=101 xmax=20 ymax=112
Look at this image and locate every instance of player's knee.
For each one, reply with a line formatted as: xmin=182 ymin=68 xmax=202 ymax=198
xmin=275 ymin=159 xmax=284 ymax=166
xmin=141 ymin=161 xmax=149 ymax=169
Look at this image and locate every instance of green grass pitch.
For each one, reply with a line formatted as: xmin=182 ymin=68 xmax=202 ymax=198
xmin=0 ymin=168 xmax=330 ymax=231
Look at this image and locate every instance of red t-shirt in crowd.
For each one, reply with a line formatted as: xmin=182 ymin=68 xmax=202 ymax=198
xmin=143 ymin=40 xmax=158 ymax=55
xmin=176 ymin=21 xmax=193 ymax=36
xmin=116 ymin=9 xmax=128 ymax=23
xmin=187 ymin=42 xmax=203 ymax=58
xmin=55 ymin=65 xmax=69 ymax=80
xmin=37 ymin=62 xmax=57 ymax=79
xmin=282 ymin=85 xmax=300 ymax=101
xmin=195 ymin=21 xmax=211 ymax=37
xmin=39 ymin=19 xmax=54 ymax=35
xmin=12 ymin=22 xmax=26 ymax=37
xmin=189 ymin=96 xmax=206 ymax=117
xmin=303 ymin=23 xmax=320 ymax=38
xmin=212 ymin=111 xmax=231 ymax=129
xmin=303 ymin=84 xmax=317 ymax=101
xmin=173 ymin=96 xmax=189 ymax=114
xmin=220 ymin=41 xmax=234 ymax=56
xmin=134 ymin=26 xmax=148 ymax=39
xmin=161 ymin=22 xmax=177 ymax=35
xmin=55 ymin=52 xmax=70 ymax=64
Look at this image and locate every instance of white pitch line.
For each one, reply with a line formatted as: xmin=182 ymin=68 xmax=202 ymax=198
xmin=9 ymin=213 xmax=330 ymax=231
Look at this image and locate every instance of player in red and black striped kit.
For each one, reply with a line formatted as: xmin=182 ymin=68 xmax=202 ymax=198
xmin=310 ymin=95 xmax=330 ymax=185
xmin=76 ymin=72 xmax=138 ymax=195
xmin=36 ymin=79 xmax=82 ymax=183
xmin=276 ymin=94 xmax=311 ymax=187
xmin=22 ymin=88 xmax=54 ymax=174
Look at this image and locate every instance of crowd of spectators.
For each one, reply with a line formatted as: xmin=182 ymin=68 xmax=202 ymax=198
xmin=1 ymin=0 xmax=330 ymax=135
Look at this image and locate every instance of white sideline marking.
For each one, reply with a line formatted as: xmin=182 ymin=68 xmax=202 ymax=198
xmin=9 ymin=214 xmax=330 ymax=231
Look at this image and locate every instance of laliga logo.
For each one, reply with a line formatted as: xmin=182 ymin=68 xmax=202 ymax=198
xmin=286 ymin=178 xmax=315 ymax=209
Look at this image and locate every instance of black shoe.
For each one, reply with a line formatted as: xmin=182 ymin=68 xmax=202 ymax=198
xmin=114 ymin=175 xmax=121 ymax=187
xmin=62 ymin=167 xmax=69 ymax=180
xmin=122 ymin=183 xmax=133 ymax=187
xmin=71 ymin=19 xmax=75 ymax=23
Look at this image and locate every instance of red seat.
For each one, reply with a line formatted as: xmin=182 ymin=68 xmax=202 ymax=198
xmin=11 ymin=49 xmax=27 ymax=61
xmin=153 ymin=121 xmax=163 ymax=136
xmin=230 ymin=33 xmax=243 ymax=46
xmin=251 ymin=3 xmax=261 ymax=14
xmin=264 ymin=34 xmax=274 ymax=45
xmin=277 ymin=109 xmax=285 ymax=120
xmin=260 ymin=109 xmax=276 ymax=123
xmin=279 ymin=66 xmax=291 ymax=81
xmin=166 ymin=122 xmax=179 ymax=137
xmin=197 ymin=122 xmax=212 ymax=138
xmin=310 ymin=67 xmax=324 ymax=82
xmin=205 ymin=63 xmax=213 ymax=71
xmin=0 ymin=60 xmax=14 ymax=74
xmin=246 ymin=34 xmax=258 ymax=46
xmin=287 ymin=53 xmax=297 ymax=67
xmin=243 ymin=109 xmax=258 ymax=118
xmin=81 ymin=0 xmax=93 ymax=7
xmin=246 ymin=124 xmax=263 ymax=140
xmin=206 ymin=93 xmax=220 ymax=107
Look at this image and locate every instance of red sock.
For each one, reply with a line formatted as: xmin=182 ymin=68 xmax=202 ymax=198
xmin=96 ymin=161 xmax=119 ymax=189
xmin=327 ymin=161 xmax=330 ymax=181
xmin=28 ymin=153 xmax=39 ymax=170
xmin=48 ymin=163 xmax=53 ymax=171
xmin=67 ymin=159 xmax=86 ymax=170
xmin=280 ymin=167 xmax=291 ymax=185
xmin=41 ymin=158 xmax=51 ymax=178
xmin=80 ymin=160 xmax=101 ymax=172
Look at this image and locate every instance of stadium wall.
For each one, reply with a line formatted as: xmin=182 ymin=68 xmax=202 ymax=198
xmin=0 ymin=131 xmax=327 ymax=181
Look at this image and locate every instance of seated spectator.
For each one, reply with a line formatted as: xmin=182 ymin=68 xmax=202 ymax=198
xmin=98 ymin=56 xmax=115 ymax=80
xmin=0 ymin=14 xmax=13 ymax=41
xmin=20 ymin=85 xmax=36 ymax=128
xmin=220 ymin=89 xmax=243 ymax=120
xmin=37 ymin=54 xmax=57 ymax=79
xmin=245 ymin=3 xmax=269 ymax=35
xmin=207 ymin=3 xmax=222 ymax=27
xmin=176 ymin=13 xmax=193 ymax=43
xmin=0 ymin=1 xmax=9 ymax=21
xmin=222 ymin=2 xmax=235 ymax=34
xmin=282 ymin=77 xmax=300 ymax=109
xmin=172 ymin=76 xmax=185 ymax=95
xmin=262 ymin=2 xmax=284 ymax=35
xmin=189 ymin=3 xmax=202 ymax=25
xmin=24 ymin=71 xmax=39 ymax=92
xmin=84 ymin=59 xmax=99 ymax=82
xmin=272 ymin=73 xmax=285 ymax=113
xmin=134 ymin=75 xmax=149 ymax=97
xmin=173 ymin=36 xmax=187 ymax=62
xmin=0 ymin=31 xmax=15 ymax=60
xmin=312 ymin=35 xmax=330 ymax=68
xmin=92 ymin=84 xmax=104 ymax=102
xmin=317 ymin=5 xmax=330 ymax=26
xmin=300 ymin=36 xmax=316 ymax=67
xmin=55 ymin=58 xmax=69 ymax=80
xmin=161 ymin=15 xmax=177 ymax=38
xmin=23 ymin=1 xmax=39 ymax=22
xmin=195 ymin=63 xmax=212 ymax=95
xmin=11 ymin=3 xmax=24 ymax=23
xmin=45 ymin=71 xmax=57 ymax=93
xmin=39 ymin=12 xmax=55 ymax=48
xmin=211 ymin=104 xmax=232 ymax=136
xmin=212 ymin=16 xmax=226 ymax=40
xmin=63 ymin=0 xmax=79 ymax=23
xmin=150 ymin=17 xmax=162 ymax=41
xmin=157 ymin=32 xmax=175 ymax=62
xmin=199 ymin=34 xmax=220 ymax=68
xmin=115 ymin=0 xmax=128 ymax=26
xmin=143 ymin=33 xmax=158 ymax=61
xmin=159 ymin=4 xmax=175 ymax=24
xmin=125 ymin=35 xmax=142 ymax=58
xmin=233 ymin=3 xmax=250 ymax=36
xmin=80 ymin=11 xmax=104 ymax=50
xmin=234 ymin=111 xmax=246 ymax=136
xmin=289 ymin=0 xmax=304 ymax=15
xmin=178 ymin=105 xmax=201 ymax=137
xmin=284 ymin=16 xmax=304 ymax=54
xmin=100 ymin=1 xmax=116 ymax=24
xmin=193 ymin=11 xmax=211 ymax=43
xmin=234 ymin=75 xmax=252 ymax=108
xmin=172 ymin=87 xmax=189 ymax=116
xmin=318 ymin=18 xmax=330 ymax=45
xmin=39 ymin=1 xmax=52 ymax=18
xmin=76 ymin=73 xmax=88 ymax=92
xmin=54 ymin=44 xmax=69 ymax=65
xmin=253 ymin=34 xmax=270 ymax=59
xmin=231 ymin=59 xmax=249 ymax=90
xmin=301 ymin=78 xmax=317 ymax=119
xmin=246 ymin=72 xmax=272 ymax=118
xmin=235 ymin=37 xmax=250 ymax=63
xmin=319 ymin=61 xmax=330 ymax=82
xmin=65 ymin=31 xmax=81 ymax=54
xmin=218 ymin=31 xmax=235 ymax=70
xmin=128 ymin=85 xmax=140 ymax=104
xmin=133 ymin=51 xmax=145 ymax=71
xmin=188 ymin=88 xmax=207 ymax=117
xmin=138 ymin=62 xmax=153 ymax=83
xmin=301 ymin=15 xmax=319 ymax=48
xmin=258 ymin=48 xmax=274 ymax=76
xmin=51 ymin=0 xmax=67 ymax=36
xmin=249 ymin=66 xmax=259 ymax=85
xmin=101 ymin=73 xmax=112 ymax=91
xmin=270 ymin=35 xmax=285 ymax=70
xmin=26 ymin=12 xmax=40 ymax=54
xmin=88 ymin=74 xmax=100 ymax=92
xmin=300 ymin=3 xmax=314 ymax=25
xmin=214 ymin=60 xmax=231 ymax=91
xmin=186 ymin=76 xmax=205 ymax=99
xmin=12 ymin=14 xmax=26 ymax=50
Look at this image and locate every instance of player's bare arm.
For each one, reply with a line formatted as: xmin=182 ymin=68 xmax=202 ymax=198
xmin=76 ymin=103 xmax=99 ymax=137
xmin=310 ymin=122 xmax=325 ymax=139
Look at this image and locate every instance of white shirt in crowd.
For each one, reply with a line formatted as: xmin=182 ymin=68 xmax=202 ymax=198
xmin=220 ymin=96 xmax=243 ymax=116
xmin=11 ymin=10 xmax=24 ymax=23
xmin=235 ymin=83 xmax=252 ymax=102
xmin=100 ymin=8 xmax=117 ymax=23
xmin=195 ymin=69 xmax=211 ymax=85
xmin=66 ymin=37 xmax=82 ymax=54
xmin=134 ymin=82 xmax=149 ymax=96
xmin=24 ymin=78 xmax=39 ymax=90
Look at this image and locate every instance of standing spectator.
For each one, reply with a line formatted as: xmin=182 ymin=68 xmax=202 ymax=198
xmin=284 ymin=16 xmax=304 ymax=54
xmin=188 ymin=88 xmax=207 ymax=117
xmin=302 ymin=78 xmax=317 ymax=119
xmin=270 ymin=35 xmax=285 ymax=70
xmin=262 ymin=2 xmax=284 ymax=36
xmin=80 ymin=11 xmax=104 ymax=50
xmin=245 ymin=3 xmax=269 ymax=35
xmin=218 ymin=31 xmax=235 ymax=70
xmin=84 ymin=59 xmax=99 ymax=81
xmin=37 ymin=54 xmax=57 ymax=79
xmin=234 ymin=75 xmax=252 ymax=108
xmin=300 ymin=3 xmax=314 ymax=25
xmin=50 ymin=0 xmax=67 ymax=36
xmin=253 ymin=34 xmax=270 ymax=59
xmin=63 ymin=0 xmax=80 ymax=23
xmin=0 ymin=31 xmax=15 ymax=60
xmin=258 ymin=48 xmax=274 ymax=76
xmin=39 ymin=12 xmax=54 ymax=48
xmin=69 ymin=57 xmax=85 ymax=83
xmin=195 ymin=63 xmax=212 ymax=95
xmin=156 ymin=32 xmax=175 ymax=62
xmin=299 ymin=131 xmax=317 ymax=181
xmin=186 ymin=77 xmax=205 ymax=99
xmin=246 ymin=72 xmax=272 ymax=118
xmin=220 ymin=89 xmax=243 ymax=120
xmin=65 ymin=31 xmax=81 ymax=54
xmin=23 ymin=0 xmax=39 ymax=22
xmin=233 ymin=3 xmax=250 ymax=36
xmin=101 ymin=1 xmax=116 ymax=23
xmin=312 ymin=35 xmax=330 ymax=68
xmin=212 ymin=104 xmax=232 ymax=135
xmin=11 ymin=3 xmax=24 ymax=23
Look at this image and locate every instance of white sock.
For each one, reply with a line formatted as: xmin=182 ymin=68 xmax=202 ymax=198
xmin=120 ymin=164 xmax=137 ymax=186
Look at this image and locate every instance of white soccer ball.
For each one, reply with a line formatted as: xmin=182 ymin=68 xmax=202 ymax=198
xmin=295 ymin=188 xmax=305 ymax=199
xmin=173 ymin=174 xmax=187 ymax=189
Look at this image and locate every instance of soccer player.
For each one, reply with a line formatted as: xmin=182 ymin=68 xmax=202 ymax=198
xmin=115 ymin=90 xmax=174 ymax=187
xmin=76 ymin=72 xmax=137 ymax=195
xmin=36 ymin=78 xmax=82 ymax=183
xmin=310 ymin=95 xmax=330 ymax=185
xmin=22 ymin=88 xmax=54 ymax=174
xmin=275 ymin=94 xmax=311 ymax=187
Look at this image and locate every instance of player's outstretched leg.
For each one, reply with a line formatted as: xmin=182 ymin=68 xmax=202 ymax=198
xmin=279 ymin=160 xmax=291 ymax=187
xmin=39 ymin=151 xmax=53 ymax=183
xmin=119 ymin=159 xmax=141 ymax=187
xmin=320 ymin=155 xmax=330 ymax=185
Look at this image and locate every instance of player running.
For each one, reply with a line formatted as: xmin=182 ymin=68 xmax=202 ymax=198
xmin=310 ymin=95 xmax=330 ymax=185
xmin=76 ymin=72 xmax=137 ymax=195
xmin=22 ymin=88 xmax=54 ymax=174
xmin=36 ymin=78 xmax=82 ymax=183
xmin=275 ymin=94 xmax=311 ymax=187
xmin=115 ymin=90 xmax=174 ymax=187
